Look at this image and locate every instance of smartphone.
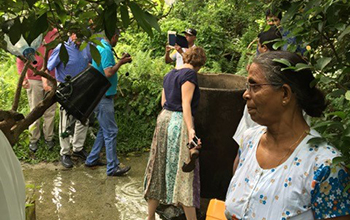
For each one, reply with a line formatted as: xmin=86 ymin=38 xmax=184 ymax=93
xmin=187 ymin=135 xmax=200 ymax=149
xmin=168 ymin=31 xmax=176 ymax=46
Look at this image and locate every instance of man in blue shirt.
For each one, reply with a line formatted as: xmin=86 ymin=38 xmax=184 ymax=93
xmin=47 ymin=33 xmax=91 ymax=168
xmin=85 ymin=30 xmax=132 ymax=176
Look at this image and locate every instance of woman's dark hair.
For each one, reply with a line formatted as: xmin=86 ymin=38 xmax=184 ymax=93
xmin=183 ymin=46 xmax=206 ymax=68
xmin=253 ymin=51 xmax=327 ymax=117
xmin=258 ymin=26 xmax=282 ymax=51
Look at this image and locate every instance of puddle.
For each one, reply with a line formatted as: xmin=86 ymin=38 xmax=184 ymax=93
xmin=22 ymin=153 xmax=162 ymax=220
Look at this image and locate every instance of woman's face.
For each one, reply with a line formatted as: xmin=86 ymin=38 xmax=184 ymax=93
xmin=243 ymin=63 xmax=283 ymax=126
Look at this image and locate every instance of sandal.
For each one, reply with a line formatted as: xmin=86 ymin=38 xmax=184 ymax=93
xmin=182 ymin=148 xmax=199 ymax=172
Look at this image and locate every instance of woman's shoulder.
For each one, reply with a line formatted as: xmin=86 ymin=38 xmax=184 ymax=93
xmin=299 ymin=129 xmax=341 ymax=165
xmin=240 ymin=126 xmax=265 ymax=151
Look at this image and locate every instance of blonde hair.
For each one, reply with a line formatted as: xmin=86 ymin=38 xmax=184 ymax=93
xmin=183 ymin=47 xmax=206 ymax=68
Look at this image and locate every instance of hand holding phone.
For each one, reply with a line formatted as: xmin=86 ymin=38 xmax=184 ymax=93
xmin=187 ymin=135 xmax=200 ymax=149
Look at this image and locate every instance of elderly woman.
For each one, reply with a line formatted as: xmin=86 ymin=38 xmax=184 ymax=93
xmin=144 ymin=47 xmax=206 ymax=220
xmin=225 ymin=51 xmax=350 ymax=220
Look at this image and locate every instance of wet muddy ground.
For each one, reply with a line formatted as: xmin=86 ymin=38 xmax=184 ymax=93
xmin=22 ymin=153 xmax=162 ymax=220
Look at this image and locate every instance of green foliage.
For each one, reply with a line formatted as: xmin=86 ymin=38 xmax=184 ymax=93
xmin=164 ymin=0 xmax=265 ymax=73
xmin=0 ymin=0 xmax=164 ymax=63
xmin=0 ymin=55 xmax=29 ymax=114
xmin=113 ymin=47 xmax=171 ymax=153
xmin=271 ymin=0 xmax=350 ymax=167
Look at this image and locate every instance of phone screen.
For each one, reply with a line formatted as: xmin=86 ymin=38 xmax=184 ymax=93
xmin=168 ymin=31 xmax=176 ymax=46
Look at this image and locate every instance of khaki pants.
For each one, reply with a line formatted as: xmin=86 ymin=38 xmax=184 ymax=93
xmin=26 ymin=79 xmax=56 ymax=143
xmin=59 ymin=107 xmax=88 ymax=156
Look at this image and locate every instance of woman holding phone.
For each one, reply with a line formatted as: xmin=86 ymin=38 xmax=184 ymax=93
xmin=144 ymin=47 xmax=206 ymax=220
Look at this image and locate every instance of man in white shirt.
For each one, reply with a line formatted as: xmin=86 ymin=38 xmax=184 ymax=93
xmin=165 ymin=28 xmax=197 ymax=68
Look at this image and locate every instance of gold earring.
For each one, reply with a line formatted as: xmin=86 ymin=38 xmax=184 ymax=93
xmin=282 ymin=101 xmax=286 ymax=105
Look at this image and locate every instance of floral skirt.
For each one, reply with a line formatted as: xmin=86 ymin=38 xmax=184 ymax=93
xmin=143 ymin=109 xmax=200 ymax=208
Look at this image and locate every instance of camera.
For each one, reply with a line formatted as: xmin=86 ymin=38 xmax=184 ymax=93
xmin=187 ymin=135 xmax=200 ymax=149
xmin=122 ymin=52 xmax=132 ymax=63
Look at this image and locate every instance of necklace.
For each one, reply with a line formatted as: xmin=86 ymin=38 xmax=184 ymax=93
xmin=263 ymin=130 xmax=309 ymax=167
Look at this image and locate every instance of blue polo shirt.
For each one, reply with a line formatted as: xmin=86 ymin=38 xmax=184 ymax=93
xmin=47 ymin=38 xmax=91 ymax=83
xmin=91 ymin=39 xmax=117 ymax=96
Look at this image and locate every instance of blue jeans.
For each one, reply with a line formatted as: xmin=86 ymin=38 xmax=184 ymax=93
xmin=86 ymin=97 xmax=120 ymax=175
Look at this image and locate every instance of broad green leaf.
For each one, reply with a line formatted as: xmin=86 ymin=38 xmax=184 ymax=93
xmin=295 ymin=63 xmax=312 ymax=72
xmin=90 ymin=38 xmax=104 ymax=48
xmin=21 ymin=14 xmax=35 ymax=40
xmin=272 ymin=58 xmax=291 ymax=67
xmin=79 ymin=41 xmax=88 ymax=51
xmin=338 ymin=26 xmax=350 ymax=40
xmin=312 ymin=121 xmax=331 ymax=129
xmin=307 ymin=137 xmax=326 ymax=145
xmin=120 ymin=5 xmax=130 ymax=28
xmin=326 ymin=111 xmax=346 ymax=119
xmin=319 ymin=75 xmax=334 ymax=84
xmin=59 ymin=43 xmax=69 ymax=67
xmin=315 ymin=57 xmax=332 ymax=70
xmin=128 ymin=2 xmax=153 ymax=37
xmin=8 ymin=17 xmax=21 ymax=45
xmin=27 ymin=12 xmax=48 ymax=45
xmin=45 ymin=38 xmax=60 ymax=51
xmin=90 ymin=44 xmax=101 ymax=66
xmin=281 ymin=66 xmax=296 ymax=71
xmin=271 ymin=39 xmax=284 ymax=50
xmin=144 ymin=12 xmax=161 ymax=33
xmin=345 ymin=90 xmax=350 ymax=101
xmin=103 ymin=3 xmax=117 ymax=41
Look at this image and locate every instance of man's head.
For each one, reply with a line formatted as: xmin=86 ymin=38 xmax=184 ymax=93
xmin=182 ymin=28 xmax=197 ymax=45
xmin=265 ymin=9 xmax=282 ymax=26
xmin=70 ymin=33 xmax=83 ymax=47
xmin=107 ymin=29 xmax=121 ymax=47
xmin=258 ymin=26 xmax=282 ymax=53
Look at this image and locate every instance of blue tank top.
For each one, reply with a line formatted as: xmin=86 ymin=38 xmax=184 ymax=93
xmin=163 ymin=68 xmax=200 ymax=115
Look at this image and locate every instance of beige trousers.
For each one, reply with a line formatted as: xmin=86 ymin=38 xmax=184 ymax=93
xmin=59 ymin=107 xmax=88 ymax=156
xmin=26 ymin=79 xmax=56 ymax=143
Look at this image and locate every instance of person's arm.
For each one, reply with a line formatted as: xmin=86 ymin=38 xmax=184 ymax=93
xmin=42 ymin=77 xmax=52 ymax=92
xmin=232 ymin=153 xmax=239 ymax=176
xmin=104 ymin=53 xmax=132 ymax=78
xmin=161 ymin=89 xmax=166 ymax=107
xmin=174 ymin=44 xmax=184 ymax=57
xmin=47 ymin=44 xmax=62 ymax=71
xmin=181 ymin=81 xmax=196 ymax=141
xmin=165 ymin=45 xmax=174 ymax=64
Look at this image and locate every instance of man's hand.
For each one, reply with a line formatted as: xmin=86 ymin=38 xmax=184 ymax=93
xmin=118 ymin=53 xmax=132 ymax=65
xmin=165 ymin=45 xmax=173 ymax=53
xmin=42 ymin=76 xmax=53 ymax=92
xmin=43 ymin=83 xmax=52 ymax=92
xmin=22 ymin=79 xmax=29 ymax=89
xmin=174 ymin=44 xmax=183 ymax=54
